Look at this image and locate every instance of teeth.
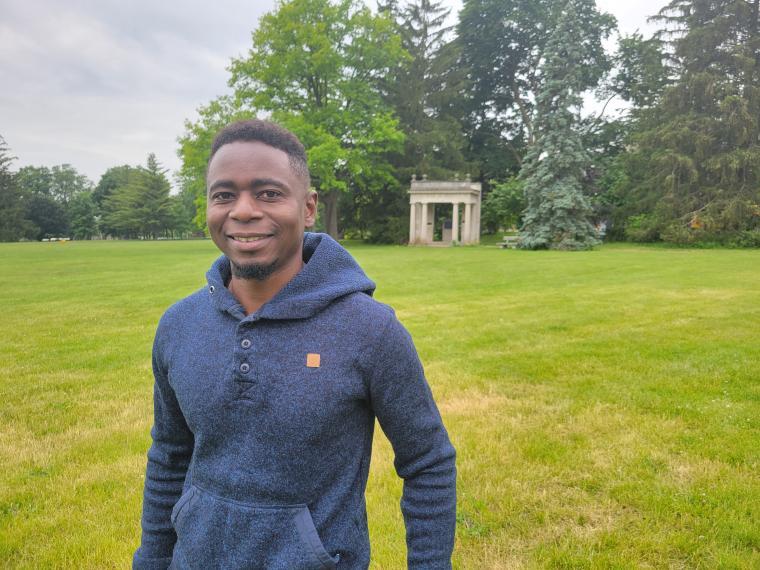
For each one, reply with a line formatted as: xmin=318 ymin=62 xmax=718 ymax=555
xmin=233 ymin=236 xmax=267 ymax=242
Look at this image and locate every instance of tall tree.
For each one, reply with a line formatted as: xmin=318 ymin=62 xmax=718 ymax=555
xmin=16 ymin=166 xmax=54 ymax=197
xmin=0 ymin=136 xmax=33 ymax=241
xmin=101 ymin=155 xmax=174 ymax=239
xmin=457 ymin=0 xmax=615 ymax=183
xmin=49 ymin=164 xmax=92 ymax=205
xmin=617 ymin=0 xmax=760 ymax=244
xmin=24 ymin=194 xmax=69 ymax=240
xmin=187 ymin=0 xmax=408 ymax=239
xmin=385 ymin=0 xmax=468 ymax=179
xmin=519 ymin=0 xmax=605 ymax=250
xmin=68 ymin=192 xmax=98 ymax=239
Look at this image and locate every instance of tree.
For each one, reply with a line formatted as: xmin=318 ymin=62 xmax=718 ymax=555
xmin=16 ymin=166 xmax=54 ymax=197
xmin=177 ymin=97 xmax=250 ymax=231
xmin=202 ymin=0 xmax=408 ymax=239
xmin=24 ymin=193 xmax=69 ymax=240
xmin=616 ymin=0 xmax=760 ymax=244
xmin=0 ymin=136 xmax=33 ymax=241
xmin=457 ymin=0 xmax=615 ymax=184
xmin=69 ymin=192 xmax=98 ymax=239
xmin=101 ymin=155 xmax=174 ymax=239
xmin=384 ymin=0 xmax=468 ymax=179
xmin=49 ymin=164 xmax=92 ymax=205
xmin=519 ymin=0 xmax=606 ymax=250
xmin=93 ymin=165 xmax=138 ymax=207
xmin=481 ymin=177 xmax=525 ymax=234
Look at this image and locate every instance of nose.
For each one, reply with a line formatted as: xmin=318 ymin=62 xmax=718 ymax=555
xmin=229 ymin=192 xmax=263 ymax=222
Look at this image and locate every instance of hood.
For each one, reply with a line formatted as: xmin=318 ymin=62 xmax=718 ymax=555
xmin=205 ymin=232 xmax=376 ymax=320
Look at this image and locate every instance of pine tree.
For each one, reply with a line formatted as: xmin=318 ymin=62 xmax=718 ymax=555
xmin=0 ymin=135 xmax=33 ymax=241
xmin=386 ymin=0 xmax=467 ymax=178
xmin=619 ymin=0 xmax=760 ymax=244
xmin=137 ymin=154 xmax=174 ymax=239
xmin=519 ymin=0 xmax=601 ymax=250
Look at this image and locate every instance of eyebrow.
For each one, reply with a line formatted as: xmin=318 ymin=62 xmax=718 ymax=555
xmin=208 ymin=178 xmax=290 ymax=194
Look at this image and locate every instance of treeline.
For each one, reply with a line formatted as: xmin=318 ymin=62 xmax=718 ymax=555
xmin=176 ymin=0 xmax=759 ymax=248
xmin=0 ymin=145 xmax=196 ymax=241
xmin=2 ymin=0 xmax=758 ymax=247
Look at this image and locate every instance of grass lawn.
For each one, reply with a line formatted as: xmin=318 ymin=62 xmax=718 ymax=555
xmin=0 ymin=239 xmax=758 ymax=569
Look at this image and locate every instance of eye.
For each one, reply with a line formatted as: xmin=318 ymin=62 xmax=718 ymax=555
xmin=259 ymin=190 xmax=281 ymax=200
xmin=211 ymin=191 xmax=235 ymax=202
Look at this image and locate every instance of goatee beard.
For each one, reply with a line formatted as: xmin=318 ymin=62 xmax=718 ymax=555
xmin=231 ymin=260 xmax=278 ymax=281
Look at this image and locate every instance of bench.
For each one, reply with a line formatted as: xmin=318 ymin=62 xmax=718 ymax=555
xmin=500 ymin=235 xmax=520 ymax=249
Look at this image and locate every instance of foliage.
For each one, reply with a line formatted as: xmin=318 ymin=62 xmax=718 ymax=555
xmin=177 ymin=96 xmax=250 ymax=232
xmin=68 ymin=192 xmax=98 ymax=240
xmin=381 ymin=0 xmax=469 ymax=181
xmin=481 ymin=177 xmax=525 ymax=234
xmin=616 ymin=0 xmax=760 ymax=245
xmin=48 ymin=164 xmax=92 ymax=205
xmin=198 ymin=0 xmax=407 ymax=239
xmin=101 ymin=154 xmax=175 ymax=239
xmin=457 ymin=0 xmax=615 ymax=185
xmin=24 ymin=193 xmax=69 ymax=240
xmin=610 ymin=33 xmax=671 ymax=110
xmin=16 ymin=165 xmax=54 ymax=197
xmin=0 ymin=135 xmax=34 ymax=242
xmin=519 ymin=0 xmax=608 ymax=250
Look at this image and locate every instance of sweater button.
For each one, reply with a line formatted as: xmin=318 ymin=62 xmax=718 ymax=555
xmin=241 ymin=339 xmax=251 ymax=349
xmin=239 ymin=362 xmax=250 ymax=374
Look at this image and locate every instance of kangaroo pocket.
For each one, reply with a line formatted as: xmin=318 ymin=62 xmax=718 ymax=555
xmin=171 ymin=485 xmax=338 ymax=570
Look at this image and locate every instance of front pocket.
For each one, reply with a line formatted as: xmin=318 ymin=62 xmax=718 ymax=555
xmin=173 ymin=485 xmax=337 ymax=570
xmin=170 ymin=487 xmax=195 ymax=525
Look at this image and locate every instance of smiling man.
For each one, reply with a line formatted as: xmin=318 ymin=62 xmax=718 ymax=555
xmin=133 ymin=120 xmax=457 ymax=570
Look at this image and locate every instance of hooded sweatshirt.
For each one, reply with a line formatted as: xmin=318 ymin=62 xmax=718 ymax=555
xmin=133 ymin=233 xmax=457 ymax=570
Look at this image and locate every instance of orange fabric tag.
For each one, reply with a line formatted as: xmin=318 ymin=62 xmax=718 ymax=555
xmin=306 ymin=353 xmax=321 ymax=368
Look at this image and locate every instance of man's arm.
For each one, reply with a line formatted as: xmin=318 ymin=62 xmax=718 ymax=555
xmin=133 ymin=328 xmax=194 ymax=570
xmin=366 ymin=312 xmax=457 ymax=569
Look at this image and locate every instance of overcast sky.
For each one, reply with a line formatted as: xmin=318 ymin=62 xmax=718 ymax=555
xmin=0 ymin=0 xmax=666 ymax=185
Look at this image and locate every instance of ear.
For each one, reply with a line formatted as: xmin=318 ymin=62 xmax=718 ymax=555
xmin=304 ymin=188 xmax=318 ymax=228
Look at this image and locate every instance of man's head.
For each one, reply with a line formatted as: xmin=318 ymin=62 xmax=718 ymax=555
xmin=205 ymin=120 xmax=317 ymax=282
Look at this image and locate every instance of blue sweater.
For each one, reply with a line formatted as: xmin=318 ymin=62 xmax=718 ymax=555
xmin=133 ymin=233 xmax=457 ymax=569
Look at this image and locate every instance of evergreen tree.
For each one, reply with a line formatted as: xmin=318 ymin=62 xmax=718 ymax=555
xmin=519 ymin=0 xmax=602 ymax=250
xmin=138 ymin=154 xmax=174 ymax=239
xmin=617 ymin=0 xmax=760 ymax=244
xmin=386 ymin=0 xmax=468 ymax=179
xmin=0 ymin=136 xmax=33 ymax=241
xmin=101 ymin=155 xmax=174 ymax=239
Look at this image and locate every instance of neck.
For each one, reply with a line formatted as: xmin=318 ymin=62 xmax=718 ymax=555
xmin=228 ymin=256 xmax=304 ymax=315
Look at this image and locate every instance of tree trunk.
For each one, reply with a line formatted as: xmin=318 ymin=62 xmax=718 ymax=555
xmin=321 ymin=189 xmax=339 ymax=239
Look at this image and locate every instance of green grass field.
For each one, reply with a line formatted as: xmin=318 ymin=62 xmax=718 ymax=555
xmin=1 ymin=240 xmax=758 ymax=569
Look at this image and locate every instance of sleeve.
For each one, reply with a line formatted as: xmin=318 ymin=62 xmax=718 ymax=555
xmin=366 ymin=311 xmax=457 ymax=569
xmin=133 ymin=320 xmax=194 ymax=570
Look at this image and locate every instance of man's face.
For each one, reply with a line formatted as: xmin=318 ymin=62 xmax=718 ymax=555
xmin=206 ymin=141 xmax=316 ymax=280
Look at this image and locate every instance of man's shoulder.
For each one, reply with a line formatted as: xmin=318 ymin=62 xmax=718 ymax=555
xmin=157 ymin=286 xmax=209 ymax=329
xmin=329 ymin=290 xmax=396 ymax=325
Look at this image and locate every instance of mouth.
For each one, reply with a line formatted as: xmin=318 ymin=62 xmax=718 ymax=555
xmin=228 ymin=234 xmax=273 ymax=243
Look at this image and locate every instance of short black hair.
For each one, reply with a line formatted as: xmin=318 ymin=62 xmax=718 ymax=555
xmin=208 ymin=119 xmax=310 ymax=184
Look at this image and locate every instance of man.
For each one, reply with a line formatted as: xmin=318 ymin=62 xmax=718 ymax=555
xmin=133 ymin=120 xmax=456 ymax=570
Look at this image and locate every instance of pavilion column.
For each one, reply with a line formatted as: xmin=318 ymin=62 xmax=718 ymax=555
xmin=452 ymin=202 xmax=460 ymax=243
xmin=426 ymin=203 xmax=435 ymax=242
xmin=473 ymin=199 xmax=481 ymax=244
xmin=464 ymin=202 xmax=472 ymax=244
xmin=409 ymin=202 xmax=417 ymax=243
xmin=420 ymin=202 xmax=429 ymax=243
